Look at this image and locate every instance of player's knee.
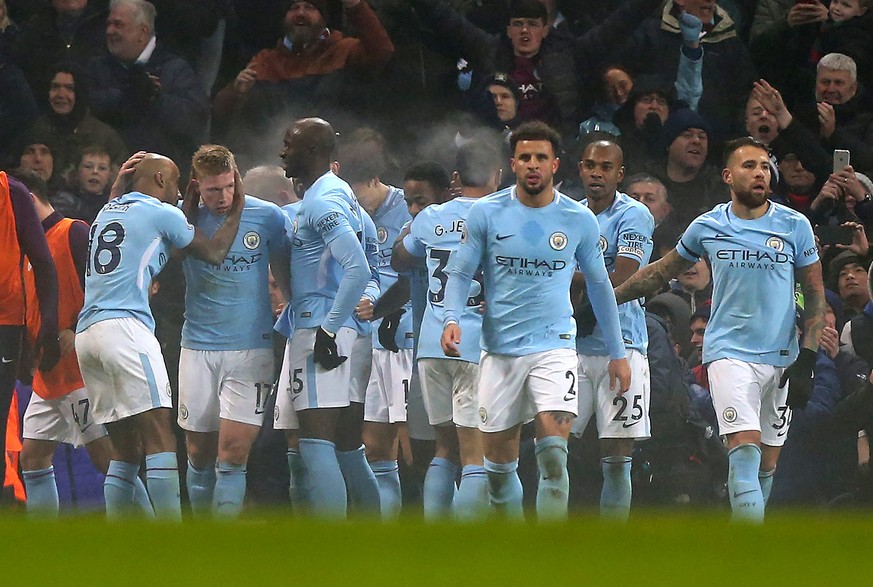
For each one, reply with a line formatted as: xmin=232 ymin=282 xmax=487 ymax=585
xmin=218 ymin=436 xmax=254 ymax=466
xmin=20 ymin=441 xmax=55 ymax=470
xmin=535 ymin=437 xmax=568 ymax=480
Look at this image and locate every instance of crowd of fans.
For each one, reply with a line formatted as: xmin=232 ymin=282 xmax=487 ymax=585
xmin=3 ymin=0 xmax=873 ymax=512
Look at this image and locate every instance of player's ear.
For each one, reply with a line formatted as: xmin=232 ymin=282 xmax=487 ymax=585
xmin=553 ymin=157 xmax=560 ymax=174
xmin=722 ymin=167 xmax=732 ymax=186
xmin=617 ymin=165 xmax=625 ymax=185
xmin=155 ymin=170 xmax=165 ymax=188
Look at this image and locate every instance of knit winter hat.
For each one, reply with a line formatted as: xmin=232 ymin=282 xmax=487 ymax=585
xmin=287 ymin=0 xmax=328 ymax=17
xmin=661 ymin=108 xmax=712 ymax=149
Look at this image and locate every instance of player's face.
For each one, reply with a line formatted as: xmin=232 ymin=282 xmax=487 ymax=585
xmin=199 ymin=170 xmax=235 ymax=215
xmin=628 ymin=181 xmax=669 ymax=223
xmin=815 ymin=68 xmax=857 ymax=105
xmin=745 ymin=97 xmax=778 ymax=144
xmin=20 ymin=144 xmax=54 ymax=181
xmin=668 ymin=128 xmax=708 ymax=171
xmin=506 ymin=17 xmax=548 ymax=57
xmin=690 ymin=317 xmax=707 ymax=362
xmin=49 ymin=72 xmax=76 ymax=115
xmin=402 ymin=179 xmax=441 ymax=218
xmin=77 ymin=153 xmax=111 ymax=196
xmin=511 ymin=139 xmax=559 ymax=196
xmin=280 ymin=126 xmax=307 ymax=180
xmin=724 ymin=145 xmax=771 ymax=209
xmin=578 ymin=144 xmax=623 ymax=203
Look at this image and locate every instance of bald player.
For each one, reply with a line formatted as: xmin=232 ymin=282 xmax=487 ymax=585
xmin=75 ymin=153 xmax=244 ymax=518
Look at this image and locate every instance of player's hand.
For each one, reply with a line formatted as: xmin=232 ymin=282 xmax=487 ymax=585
xmin=182 ymin=169 xmax=200 ymax=222
xmin=608 ymin=358 xmax=631 ymax=395
xmin=110 ymin=151 xmax=146 ymax=201
xmin=229 ymin=166 xmax=245 ymax=215
xmin=233 ymin=66 xmax=257 ymax=94
xmin=573 ymin=298 xmax=597 ymax=337
xmin=779 ymin=347 xmax=818 ymax=410
xmin=356 ymin=297 xmax=374 ymax=321
xmin=35 ymin=325 xmax=61 ymax=372
xmin=314 ymin=327 xmax=347 ymax=370
xmin=58 ymin=329 xmax=76 ymax=357
xmin=441 ymin=323 xmax=461 ymax=357
xmin=378 ymin=309 xmax=404 ymax=352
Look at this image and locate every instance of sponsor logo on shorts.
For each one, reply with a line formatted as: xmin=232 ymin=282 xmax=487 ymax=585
xmin=377 ymin=227 xmax=388 ymax=244
xmin=723 ymin=407 xmax=738 ymax=423
xmin=479 ymin=407 xmax=487 ymax=424
xmin=274 ymin=406 xmax=280 ymax=421
xmin=180 ymin=404 xmax=188 ymax=420
xmin=550 ymin=232 xmax=568 ymax=251
xmin=166 ymin=383 xmax=172 ymax=398
xmin=243 ymin=231 xmax=261 ymax=250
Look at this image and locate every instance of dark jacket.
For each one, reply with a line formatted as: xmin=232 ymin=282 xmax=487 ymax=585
xmin=85 ymin=43 xmax=209 ymax=170
xmin=410 ymin=0 xmax=662 ymax=137
xmin=621 ymin=1 xmax=757 ymax=142
xmin=794 ymin=91 xmax=873 ymax=176
xmin=26 ymin=110 xmax=128 ymax=173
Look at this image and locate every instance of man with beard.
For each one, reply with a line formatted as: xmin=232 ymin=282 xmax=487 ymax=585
xmin=440 ymin=122 xmax=630 ymax=520
xmin=615 ymin=137 xmax=826 ymax=523
xmin=212 ymin=0 xmax=394 ymax=131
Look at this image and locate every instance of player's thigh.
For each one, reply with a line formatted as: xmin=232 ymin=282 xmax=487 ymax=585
xmin=77 ymin=318 xmax=173 ymax=426
xmin=526 ymin=347 xmax=579 ymax=420
xmin=365 ymin=348 xmax=411 ymax=424
xmin=571 ymin=353 xmax=602 ymax=437
xmin=708 ymin=358 xmax=764 ymax=437
xmin=595 ymin=350 xmax=651 ymax=440
xmin=477 ymin=351 xmax=535 ymax=433
xmin=348 ymin=334 xmax=373 ymax=405
xmin=759 ymin=364 xmax=791 ymax=447
xmin=289 ymin=327 xmax=355 ymax=412
xmin=418 ymin=358 xmax=454 ymax=427
xmin=61 ymin=386 xmax=109 ymax=447
xmin=178 ymin=348 xmax=221 ymax=432
xmin=218 ymin=348 xmax=275 ymax=427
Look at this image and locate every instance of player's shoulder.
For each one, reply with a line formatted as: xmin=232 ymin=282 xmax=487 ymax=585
xmin=768 ymin=200 xmax=812 ymax=226
xmin=281 ymin=200 xmax=303 ymax=219
xmin=692 ymin=201 xmax=732 ymax=226
xmin=614 ymin=192 xmax=655 ymax=221
xmin=472 ymin=187 xmax=514 ymax=210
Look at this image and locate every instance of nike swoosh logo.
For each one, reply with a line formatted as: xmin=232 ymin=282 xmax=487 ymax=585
xmin=496 ymin=234 xmax=513 ymax=241
xmin=621 ymin=420 xmax=639 ymax=428
xmin=80 ymin=423 xmax=93 ymax=433
xmin=563 ymin=394 xmax=576 ymax=402
xmin=1 ymin=357 xmax=12 ymax=364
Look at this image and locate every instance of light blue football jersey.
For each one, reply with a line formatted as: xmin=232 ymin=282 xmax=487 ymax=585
xmin=349 ymin=209 xmax=380 ymax=336
xmin=404 ymin=197 xmax=484 ymax=363
xmin=290 ymin=171 xmax=369 ymax=334
xmin=273 ymin=201 xmax=302 ymax=339
xmin=577 ymin=192 xmax=654 ymax=356
xmin=181 ymin=196 xmax=286 ymax=350
xmin=677 ymin=201 xmax=818 ymax=366
xmin=78 ymin=192 xmax=195 ymax=333
xmin=443 ymin=187 xmax=625 ymax=358
xmin=369 ymin=186 xmax=414 ymax=350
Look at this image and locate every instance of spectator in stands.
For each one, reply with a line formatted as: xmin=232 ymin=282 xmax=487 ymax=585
xmin=51 ymin=145 xmax=112 ymax=223
xmin=242 ymin=164 xmax=298 ymax=206
xmin=468 ymin=72 xmax=521 ymax=140
xmin=25 ymin=63 xmax=127 ymax=173
xmin=626 ymin=172 xmax=671 ymax=226
xmin=613 ymin=77 xmax=674 ymax=175
xmin=831 ymin=250 xmax=872 ymax=318
xmin=409 ymin=0 xmax=662 ymax=138
xmin=577 ymin=65 xmax=632 ymax=137
xmin=644 ymin=108 xmax=729 ymax=228
xmin=808 ymin=164 xmax=871 ymax=227
xmin=777 ymin=153 xmax=819 ymax=213
xmin=85 ymin=0 xmax=209 ymax=172
xmin=0 ymin=0 xmax=18 ymax=52
xmin=670 ymin=257 xmax=712 ymax=315
xmin=620 ymin=0 xmax=757 ymax=142
xmin=11 ymin=0 xmax=108 ymax=102
xmin=12 ymin=131 xmax=62 ymax=195
xmin=213 ymin=0 xmax=394 ymax=150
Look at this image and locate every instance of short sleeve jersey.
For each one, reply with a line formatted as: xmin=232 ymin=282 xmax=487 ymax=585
xmin=181 ymin=195 xmax=286 ymax=350
xmin=78 ymin=192 xmax=195 ymax=333
xmin=677 ymin=201 xmax=818 ymax=366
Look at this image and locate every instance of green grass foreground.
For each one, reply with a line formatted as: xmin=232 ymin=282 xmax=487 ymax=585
xmin=2 ymin=510 xmax=872 ymax=585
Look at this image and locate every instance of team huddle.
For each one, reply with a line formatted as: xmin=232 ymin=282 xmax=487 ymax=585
xmin=20 ymin=116 xmax=825 ymax=524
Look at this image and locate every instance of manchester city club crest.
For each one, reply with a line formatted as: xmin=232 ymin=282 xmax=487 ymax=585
xmin=598 ymin=235 xmax=608 ymax=253
xmin=550 ymin=231 xmax=568 ymax=251
xmin=243 ymin=230 xmax=261 ymax=250
xmin=180 ymin=404 xmax=188 ymax=420
xmin=377 ymin=226 xmax=388 ymax=244
xmin=292 ymin=218 xmax=299 ymax=234
xmin=723 ymin=407 xmax=738 ymax=423
xmin=766 ymin=236 xmax=784 ymax=252
xmin=479 ymin=407 xmax=488 ymax=423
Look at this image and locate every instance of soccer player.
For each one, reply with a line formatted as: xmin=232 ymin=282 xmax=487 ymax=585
xmin=441 ymin=122 xmax=630 ymax=520
xmin=614 ymin=136 xmax=826 ymax=523
xmin=341 ymin=129 xmax=415 ymax=518
xmin=0 ymin=170 xmax=59 ymax=497
xmin=573 ymin=139 xmax=655 ymax=521
xmin=393 ymin=141 xmax=502 ymax=520
xmin=17 ymin=172 xmax=152 ymax=517
xmin=75 ymin=153 xmax=243 ymax=519
xmin=275 ymin=118 xmax=371 ymax=518
xmin=177 ymin=145 xmax=288 ymax=518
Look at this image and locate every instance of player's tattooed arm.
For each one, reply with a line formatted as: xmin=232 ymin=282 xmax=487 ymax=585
xmin=614 ymin=249 xmax=695 ymax=305
xmin=797 ymin=261 xmax=826 ymax=351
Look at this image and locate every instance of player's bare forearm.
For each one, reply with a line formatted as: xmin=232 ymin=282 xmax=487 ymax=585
xmin=798 ymin=261 xmax=826 ymax=351
xmin=614 ymin=249 xmax=693 ymax=305
xmin=391 ymin=239 xmax=418 ymax=273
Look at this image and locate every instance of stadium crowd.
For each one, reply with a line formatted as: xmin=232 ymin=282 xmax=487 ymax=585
xmin=2 ymin=0 xmax=873 ymax=519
